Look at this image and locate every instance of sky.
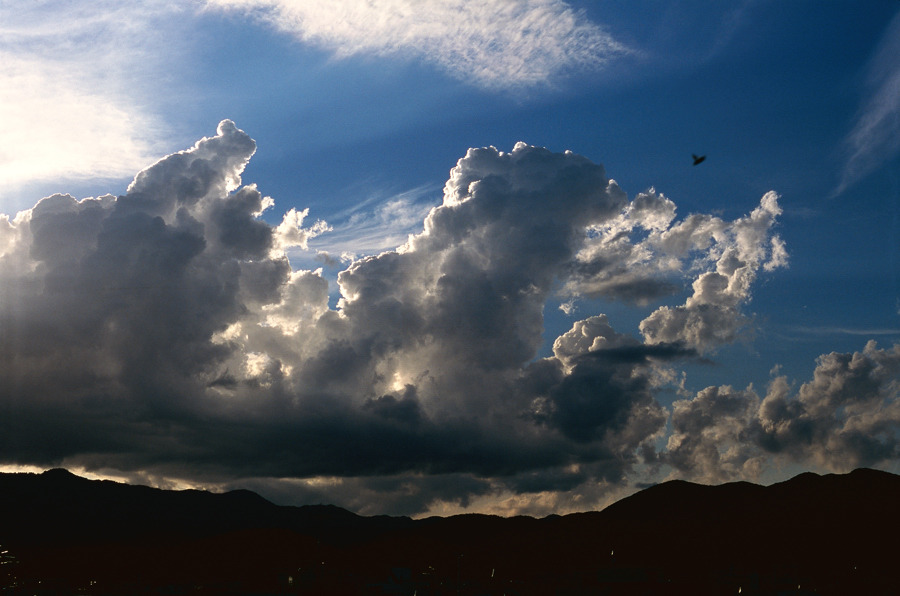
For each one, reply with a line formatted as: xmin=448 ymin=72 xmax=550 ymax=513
xmin=1 ymin=0 xmax=899 ymax=517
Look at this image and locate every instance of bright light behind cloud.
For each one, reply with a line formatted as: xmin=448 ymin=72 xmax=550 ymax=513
xmin=206 ymin=0 xmax=630 ymax=89
xmin=8 ymin=120 xmax=874 ymax=519
xmin=0 ymin=1 xmax=183 ymax=206
xmin=2 ymin=2 xmax=898 ymax=519
xmin=1 ymin=0 xmax=629 ymax=211
xmin=0 ymin=58 xmax=161 ymax=189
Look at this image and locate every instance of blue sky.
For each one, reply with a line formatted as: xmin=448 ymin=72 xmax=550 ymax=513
xmin=1 ymin=0 xmax=899 ymax=516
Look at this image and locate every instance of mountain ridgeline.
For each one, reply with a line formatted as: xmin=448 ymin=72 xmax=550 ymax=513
xmin=0 ymin=468 xmax=897 ymax=594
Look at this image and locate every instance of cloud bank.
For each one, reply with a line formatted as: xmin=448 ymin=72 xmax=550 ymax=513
xmin=666 ymin=341 xmax=900 ymax=484
xmin=2 ymin=121 xmax=897 ymax=516
xmin=206 ymin=0 xmax=630 ymax=89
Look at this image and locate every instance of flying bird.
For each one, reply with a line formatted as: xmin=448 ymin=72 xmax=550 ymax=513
xmin=692 ymin=154 xmax=706 ymax=166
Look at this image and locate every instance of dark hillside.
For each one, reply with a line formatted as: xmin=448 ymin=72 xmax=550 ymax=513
xmin=1 ymin=468 xmax=897 ymax=594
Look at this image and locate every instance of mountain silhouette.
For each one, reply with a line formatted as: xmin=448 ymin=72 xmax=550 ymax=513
xmin=1 ymin=468 xmax=897 ymax=594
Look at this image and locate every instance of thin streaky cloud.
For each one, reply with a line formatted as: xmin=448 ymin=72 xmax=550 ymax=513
xmin=835 ymin=8 xmax=900 ymax=195
xmin=789 ymin=326 xmax=900 ymax=337
xmin=303 ymin=184 xmax=439 ymax=260
xmin=205 ymin=0 xmax=631 ymax=90
xmin=323 ymin=183 xmax=437 ymax=223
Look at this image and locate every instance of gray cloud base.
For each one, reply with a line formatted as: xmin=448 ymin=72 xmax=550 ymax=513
xmin=2 ymin=121 xmax=896 ymax=516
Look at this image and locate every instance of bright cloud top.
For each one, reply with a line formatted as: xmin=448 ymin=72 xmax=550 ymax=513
xmin=206 ymin=0 xmax=630 ymax=89
xmin=2 ymin=122 xmax=898 ymax=516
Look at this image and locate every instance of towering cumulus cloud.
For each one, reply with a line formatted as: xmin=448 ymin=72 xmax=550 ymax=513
xmin=1 ymin=122 xmax=897 ymax=515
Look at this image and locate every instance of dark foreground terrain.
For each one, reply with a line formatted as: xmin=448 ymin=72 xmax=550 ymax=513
xmin=1 ymin=468 xmax=897 ymax=595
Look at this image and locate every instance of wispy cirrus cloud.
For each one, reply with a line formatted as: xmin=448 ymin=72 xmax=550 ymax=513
xmin=835 ymin=8 xmax=900 ymax=194
xmin=789 ymin=326 xmax=900 ymax=337
xmin=303 ymin=184 xmax=439 ymax=263
xmin=1 ymin=0 xmax=629 ymax=212
xmin=204 ymin=0 xmax=631 ymax=90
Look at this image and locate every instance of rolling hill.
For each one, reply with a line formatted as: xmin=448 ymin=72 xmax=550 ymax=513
xmin=1 ymin=467 xmax=897 ymax=594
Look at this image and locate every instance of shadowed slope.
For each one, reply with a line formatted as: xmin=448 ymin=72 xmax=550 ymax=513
xmin=1 ymin=468 xmax=897 ymax=594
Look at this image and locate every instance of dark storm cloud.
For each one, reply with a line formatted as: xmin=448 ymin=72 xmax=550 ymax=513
xmin=229 ymin=472 xmax=496 ymax=518
xmin=1 ymin=121 xmax=316 ymax=459
xmin=9 ymin=121 xmax=890 ymax=516
xmin=526 ymin=335 xmax=693 ymax=446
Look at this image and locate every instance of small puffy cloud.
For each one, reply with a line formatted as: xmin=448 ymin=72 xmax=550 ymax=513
xmin=273 ymin=208 xmax=331 ymax=252
xmin=552 ymin=315 xmax=635 ymax=370
xmin=563 ymin=188 xmax=681 ymax=304
xmin=639 ymin=191 xmax=786 ymax=352
xmin=206 ymin=0 xmax=631 ymax=90
xmin=563 ymin=189 xmax=787 ymax=323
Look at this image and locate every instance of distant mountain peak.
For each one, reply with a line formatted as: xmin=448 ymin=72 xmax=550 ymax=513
xmin=41 ymin=467 xmax=78 ymax=478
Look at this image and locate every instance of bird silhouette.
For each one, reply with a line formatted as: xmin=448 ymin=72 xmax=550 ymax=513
xmin=692 ymin=154 xmax=706 ymax=166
